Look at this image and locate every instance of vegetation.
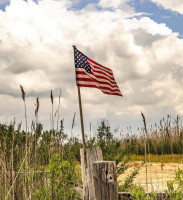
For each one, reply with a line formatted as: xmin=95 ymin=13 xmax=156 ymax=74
xmin=1 ymin=86 xmax=183 ymax=199
xmin=129 ymin=168 xmax=183 ymax=200
xmin=122 ymin=115 xmax=183 ymax=156
xmin=130 ymin=154 xmax=183 ymax=163
xmin=0 ymin=118 xmax=131 ymax=199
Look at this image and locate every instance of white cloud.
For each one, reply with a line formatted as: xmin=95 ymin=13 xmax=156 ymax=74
xmin=98 ymin=0 xmax=134 ymax=14
xmin=151 ymin=0 xmax=183 ymax=14
xmin=0 ymin=0 xmax=183 ymax=133
xmin=124 ymin=17 xmax=172 ymax=35
xmin=99 ymin=0 xmax=128 ymax=8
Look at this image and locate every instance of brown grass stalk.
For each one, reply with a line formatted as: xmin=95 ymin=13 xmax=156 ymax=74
xmin=50 ymin=90 xmax=54 ymax=158
xmin=20 ymin=85 xmax=28 ymax=199
xmin=141 ymin=111 xmax=148 ymax=196
xmin=57 ymin=89 xmax=61 ymax=133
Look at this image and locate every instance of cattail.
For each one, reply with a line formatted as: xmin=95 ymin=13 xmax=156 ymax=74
xmin=160 ymin=120 xmax=162 ymax=127
xmin=60 ymin=119 xmax=64 ymax=132
xmin=13 ymin=117 xmax=16 ymax=128
xmin=19 ymin=85 xmax=28 ymax=198
xmin=54 ymin=109 xmax=58 ymax=117
xmin=57 ymin=89 xmax=62 ymax=132
xmin=72 ymin=112 xmax=76 ymax=130
xmin=50 ymin=90 xmax=53 ymax=105
xmin=35 ymin=97 xmax=39 ymax=117
xmin=17 ymin=122 xmax=22 ymax=132
xmin=50 ymin=90 xmax=54 ymax=158
xmin=50 ymin=90 xmax=54 ymax=131
xmin=141 ymin=111 xmax=148 ymax=136
xmin=141 ymin=111 xmax=148 ymax=194
xmin=20 ymin=85 xmax=25 ymax=101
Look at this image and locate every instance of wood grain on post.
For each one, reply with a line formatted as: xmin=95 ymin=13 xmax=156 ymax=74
xmin=93 ymin=161 xmax=118 ymax=200
xmin=80 ymin=147 xmax=103 ymax=200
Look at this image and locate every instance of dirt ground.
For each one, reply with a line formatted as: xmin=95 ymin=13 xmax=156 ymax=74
xmin=118 ymin=162 xmax=183 ymax=192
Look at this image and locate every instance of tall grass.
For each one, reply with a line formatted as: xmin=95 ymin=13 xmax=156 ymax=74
xmin=1 ymin=87 xmax=183 ymax=199
xmin=121 ymin=115 xmax=183 ymax=156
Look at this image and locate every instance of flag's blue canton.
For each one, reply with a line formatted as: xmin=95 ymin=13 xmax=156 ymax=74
xmin=74 ymin=47 xmax=91 ymax=74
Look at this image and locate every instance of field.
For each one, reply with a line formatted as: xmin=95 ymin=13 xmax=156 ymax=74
xmin=1 ymin=88 xmax=183 ymax=199
xmin=118 ymin=161 xmax=183 ymax=192
xmin=131 ymin=154 xmax=183 ymax=163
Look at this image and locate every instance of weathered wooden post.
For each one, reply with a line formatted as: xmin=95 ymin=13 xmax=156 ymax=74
xmin=80 ymin=147 xmax=103 ymax=200
xmin=93 ymin=161 xmax=118 ymax=200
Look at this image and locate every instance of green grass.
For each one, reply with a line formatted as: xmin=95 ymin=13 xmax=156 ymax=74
xmin=130 ymin=154 xmax=183 ymax=163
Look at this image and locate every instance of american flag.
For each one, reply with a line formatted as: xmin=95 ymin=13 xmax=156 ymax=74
xmin=73 ymin=46 xmax=122 ymax=97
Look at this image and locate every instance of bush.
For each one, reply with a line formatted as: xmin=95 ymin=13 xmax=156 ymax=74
xmin=33 ymin=155 xmax=80 ymax=200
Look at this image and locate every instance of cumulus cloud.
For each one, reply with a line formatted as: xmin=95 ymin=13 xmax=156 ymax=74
xmin=99 ymin=0 xmax=129 ymax=8
xmin=98 ymin=0 xmax=134 ymax=14
xmin=151 ymin=0 xmax=183 ymax=14
xmin=0 ymin=0 xmax=183 ymax=133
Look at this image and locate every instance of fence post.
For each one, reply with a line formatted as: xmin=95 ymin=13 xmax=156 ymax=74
xmin=80 ymin=147 xmax=103 ymax=200
xmin=93 ymin=161 xmax=118 ymax=200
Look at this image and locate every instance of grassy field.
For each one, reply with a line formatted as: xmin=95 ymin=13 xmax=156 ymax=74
xmin=1 ymin=87 xmax=183 ymax=199
xmin=118 ymin=161 xmax=183 ymax=192
xmin=130 ymin=154 xmax=183 ymax=163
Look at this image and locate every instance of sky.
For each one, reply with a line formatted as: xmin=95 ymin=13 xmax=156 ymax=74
xmin=0 ymin=0 xmax=183 ymax=137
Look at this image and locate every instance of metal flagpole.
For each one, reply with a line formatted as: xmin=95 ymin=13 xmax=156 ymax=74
xmin=77 ymin=86 xmax=87 ymax=168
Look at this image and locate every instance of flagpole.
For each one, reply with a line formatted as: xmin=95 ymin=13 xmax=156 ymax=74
xmin=77 ymin=86 xmax=87 ymax=168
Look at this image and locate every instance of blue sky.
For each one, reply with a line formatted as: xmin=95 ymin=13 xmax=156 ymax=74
xmin=1 ymin=0 xmax=183 ymax=38
xmin=131 ymin=0 xmax=183 ymax=38
xmin=0 ymin=0 xmax=9 ymax=10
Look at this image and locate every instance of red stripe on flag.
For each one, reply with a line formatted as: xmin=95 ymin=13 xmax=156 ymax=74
xmin=76 ymin=77 xmax=119 ymax=90
xmin=76 ymin=70 xmax=116 ymax=84
xmin=91 ymin=65 xmax=113 ymax=76
xmin=74 ymin=48 xmax=122 ymax=97
xmin=76 ymin=74 xmax=118 ymax=87
xmin=76 ymin=68 xmax=122 ymax=95
xmin=88 ymin=58 xmax=112 ymax=72
xmin=91 ymin=67 xmax=114 ymax=79
xmin=77 ymin=81 xmax=122 ymax=93
xmin=77 ymin=84 xmax=122 ymax=96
